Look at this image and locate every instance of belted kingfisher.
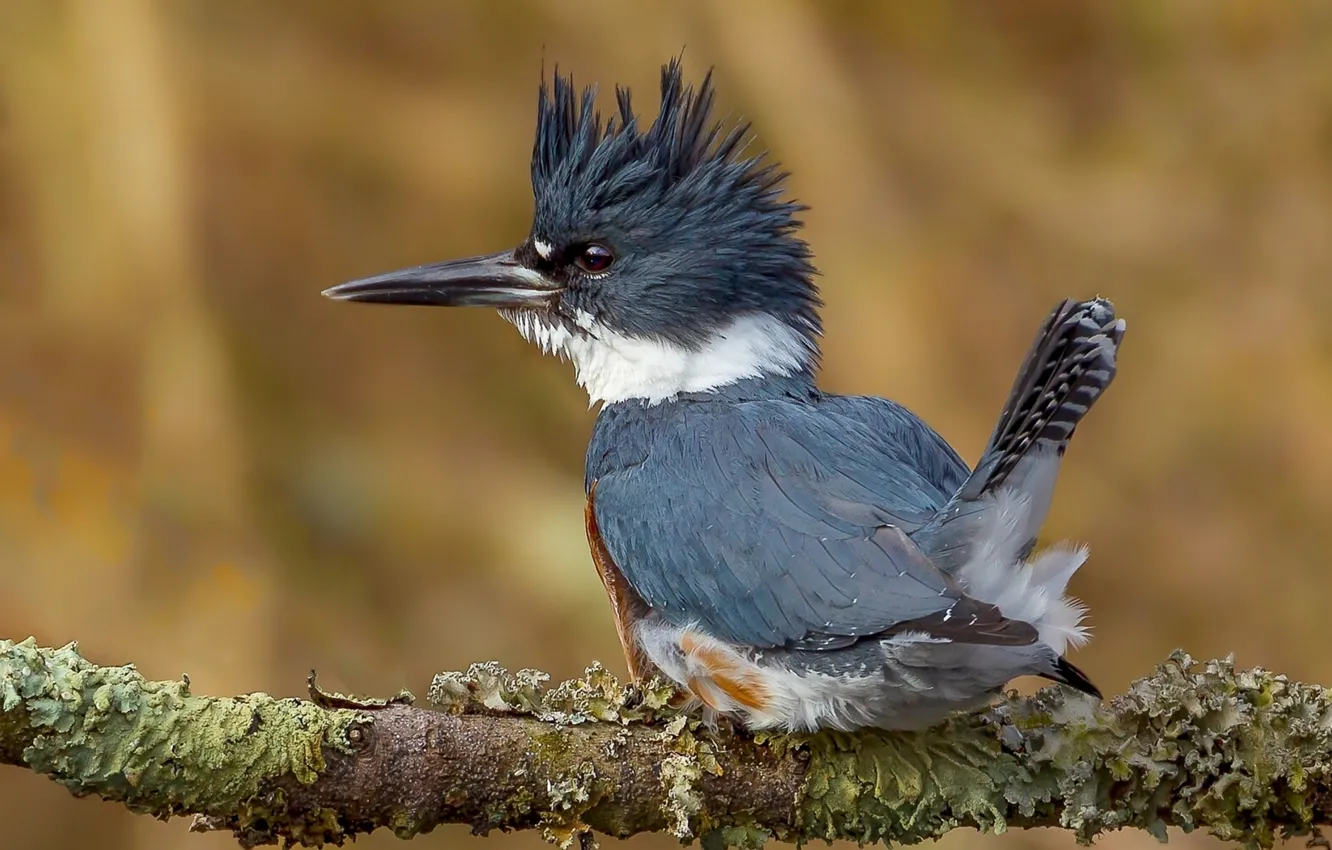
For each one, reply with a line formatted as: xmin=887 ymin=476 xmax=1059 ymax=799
xmin=324 ymin=58 xmax=1125 ymax=732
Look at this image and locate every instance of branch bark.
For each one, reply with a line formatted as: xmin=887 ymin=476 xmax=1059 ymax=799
xmin=2 ymin=638 xmax=1330 ymax=848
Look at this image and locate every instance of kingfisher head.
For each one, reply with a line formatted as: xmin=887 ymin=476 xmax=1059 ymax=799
xmin=325 ymin=58 xmax=822 ymax=405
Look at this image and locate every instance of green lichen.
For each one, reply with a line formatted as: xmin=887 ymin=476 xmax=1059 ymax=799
xmin=538 ymin=760 xmax=602 ymax=848
xmin=0 ymin=637 xmax=363 ymax=840
xmin=428 ymin=660 xmax=679 ymax=726
xmin=704 ymin=822 xmax=774 ymax=850
xmin=799 ymin=724 xmax=1009 ymax=844
xmin=429 ymin=661 xmax=551 ymax=715
xmin=1000 ymin=651 xmax=1332 ymax=847
xmin=659 ymin=753 xmax=703 ymax=839
xmin=797 ymin=651 xmax=1332 ymax=849
xmin=650 ymin=713 xmax=731 ymax=842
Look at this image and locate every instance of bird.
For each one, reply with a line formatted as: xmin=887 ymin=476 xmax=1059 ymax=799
xmin=323 ymin=57 xmax=1126 ymax=732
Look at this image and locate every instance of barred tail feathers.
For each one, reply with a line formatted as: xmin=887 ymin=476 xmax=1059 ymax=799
xmin=964 ymin=297 xmax=1125 ymax=502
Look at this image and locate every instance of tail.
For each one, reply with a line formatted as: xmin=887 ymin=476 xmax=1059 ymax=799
xmin=960 ymin=298 xmax=1125 ymax=503
xmin=910 ymin=299 xmax=1122 ymax=680
xmin=914 ymin=298 xmax=1124 ymax=572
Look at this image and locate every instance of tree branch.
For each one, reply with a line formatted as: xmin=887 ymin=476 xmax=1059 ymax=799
xmin=2 ymin=638 xmax=1330 ymax=848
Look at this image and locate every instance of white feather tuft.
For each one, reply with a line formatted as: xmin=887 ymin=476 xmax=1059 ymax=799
xmin=955 ymin=489 xmax=1092 ymax=655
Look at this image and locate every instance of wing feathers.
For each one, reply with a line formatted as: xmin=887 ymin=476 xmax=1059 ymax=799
xmin=592 ymin=399 xmax=1035 ymax=652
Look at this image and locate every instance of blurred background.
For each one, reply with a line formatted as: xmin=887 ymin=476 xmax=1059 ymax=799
xmin=2 ymin=1 xmax=1331 ymax=848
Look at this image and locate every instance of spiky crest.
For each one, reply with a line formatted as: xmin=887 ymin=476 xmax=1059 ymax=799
xmin=531 ymin=57 xmax=801 ymax=230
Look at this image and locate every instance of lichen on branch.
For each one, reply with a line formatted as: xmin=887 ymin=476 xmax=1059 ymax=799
xmin=3 ymin=637 xmax=1332 ymax=848
xmin=0 ymin=637 xmax=365 ymax=842
xmin=796 ymin=653 xmax=1332 ymax=847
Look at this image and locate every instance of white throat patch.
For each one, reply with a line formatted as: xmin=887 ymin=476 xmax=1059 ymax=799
xmin=503 ymin=310 xmax=812 ymax=405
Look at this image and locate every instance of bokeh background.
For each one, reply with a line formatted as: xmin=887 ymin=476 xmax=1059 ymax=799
xmin=3 ymin=1 xmax=1332 ymax=848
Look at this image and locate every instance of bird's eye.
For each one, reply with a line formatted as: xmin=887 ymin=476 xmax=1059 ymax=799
xmin=573 ymin=243 xmax=614 ymax=274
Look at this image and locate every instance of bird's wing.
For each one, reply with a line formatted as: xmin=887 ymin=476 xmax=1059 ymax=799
xmin=590 ymin=402 xmax=1036 ymax=651
xmin=816 ymin=394 xmax=972 ymax=500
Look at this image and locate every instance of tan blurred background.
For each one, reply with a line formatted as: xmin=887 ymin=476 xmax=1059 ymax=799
xmin=2 ymin=1 xmax=1331 ymax=848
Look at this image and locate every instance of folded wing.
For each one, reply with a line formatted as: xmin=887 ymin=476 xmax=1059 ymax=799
xmin=591 ymin=403 xmax=1037 ymax=651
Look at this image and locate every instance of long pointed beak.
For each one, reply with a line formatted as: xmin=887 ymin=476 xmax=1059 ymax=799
xmin=322 ymin=250 xmax=561 ymax=309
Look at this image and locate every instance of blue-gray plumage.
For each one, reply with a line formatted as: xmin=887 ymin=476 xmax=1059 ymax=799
xmin=587 ymin=376 xmax=989 ymax=650
xmin=324 ymin=56 xmax=1124 ymax=731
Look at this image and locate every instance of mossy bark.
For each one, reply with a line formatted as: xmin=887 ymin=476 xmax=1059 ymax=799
xmin=3 ymin=638 xmax=1331 ymax=848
